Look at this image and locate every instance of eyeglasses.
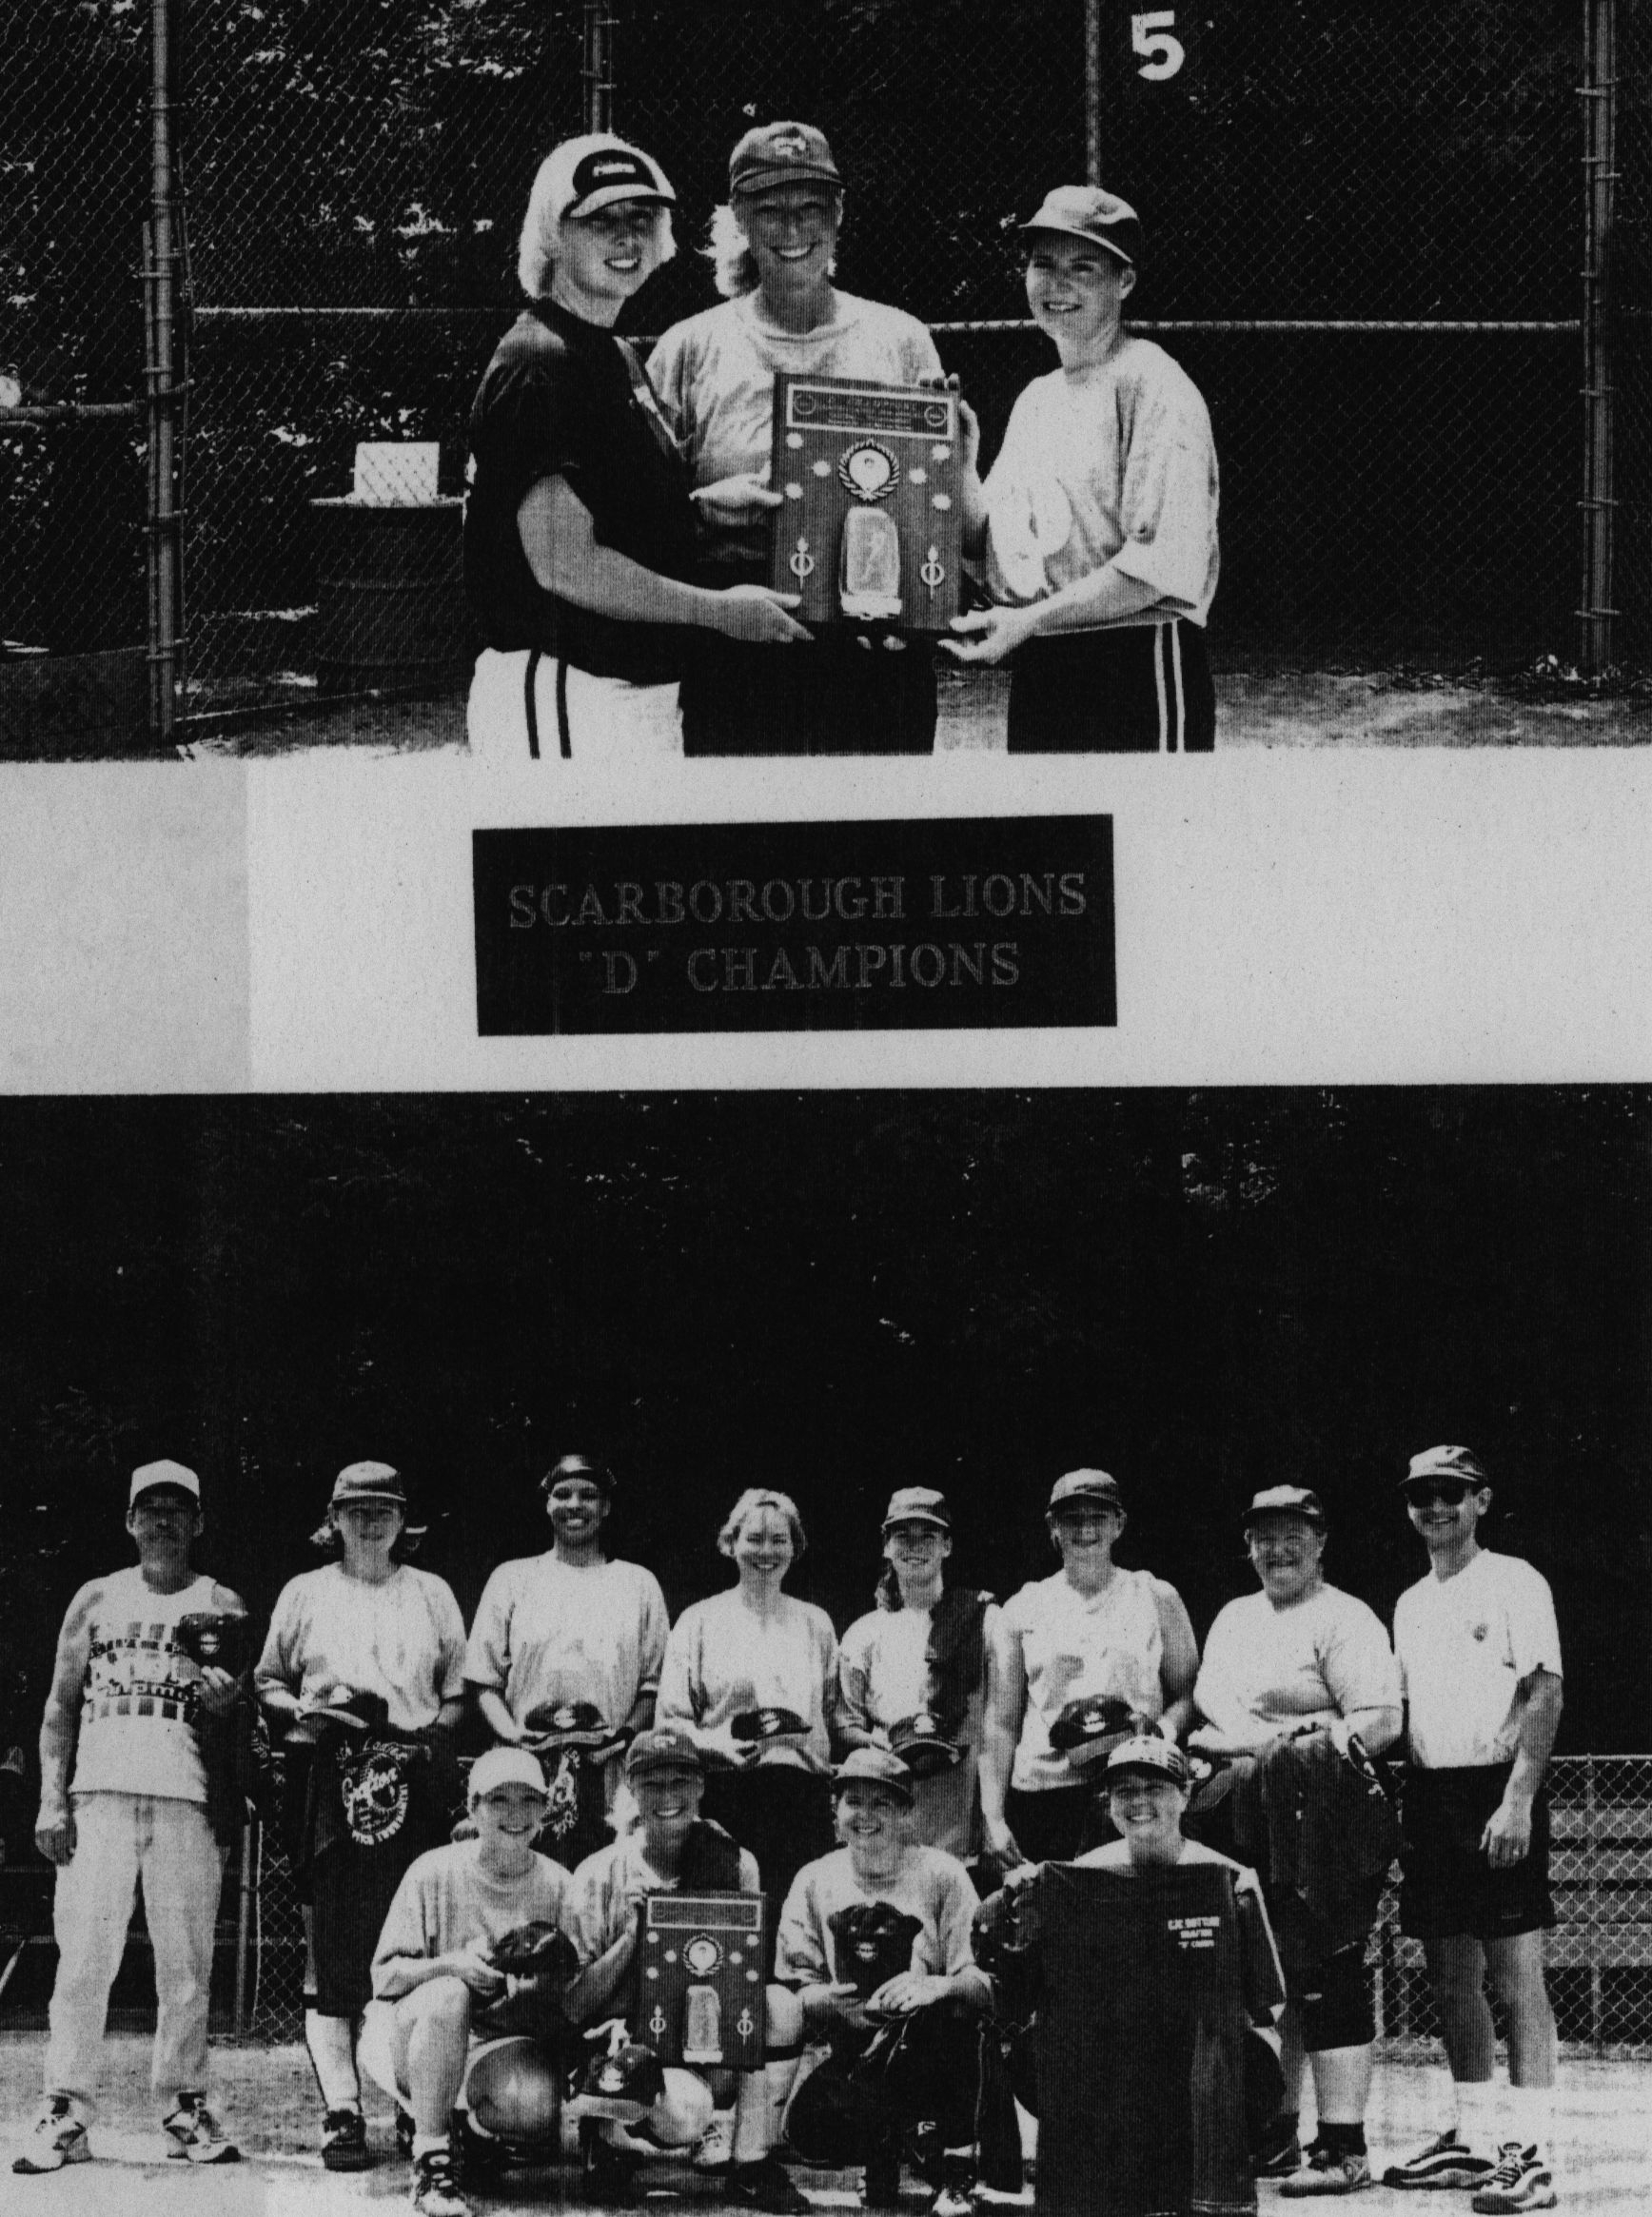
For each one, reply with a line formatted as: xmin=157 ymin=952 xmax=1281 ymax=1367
xmin=1404 ymin=1481 xmax=1473 ymax=1508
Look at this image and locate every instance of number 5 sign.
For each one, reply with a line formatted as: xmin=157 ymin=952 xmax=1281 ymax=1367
xmin=1131 ymin=10 xmax=1186 ymax=81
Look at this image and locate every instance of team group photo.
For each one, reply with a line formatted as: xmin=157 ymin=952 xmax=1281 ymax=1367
xmin=0 ymin=1089 xmax=1644 ymax=2215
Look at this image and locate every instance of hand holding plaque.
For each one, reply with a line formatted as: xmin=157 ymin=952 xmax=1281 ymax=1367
xmin=768 ymin=375 xmax=963 ymax=634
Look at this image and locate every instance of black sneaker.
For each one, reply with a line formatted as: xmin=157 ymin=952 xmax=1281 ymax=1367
xmin=1254 ymin=2114 xmax=1304 ymax=2178
xmin=410 ymin=2146 xmax=473 ymax=2217
xmin=580 ymin=2118 xmax=639 ymax=2207
xmin=322 ymin=2108 xmax=374 ymax=2172
xmin=731 ymin=2156 xmax=813 ymax=2213
xmin=1470 ymin=2144 xmax=1557 ymax=2213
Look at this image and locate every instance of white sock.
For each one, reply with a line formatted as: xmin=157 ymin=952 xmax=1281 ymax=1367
xmin=1507 ymin=2087 xmax=1553 ymax=2160
xmin=1457 ymin=2082 xmax=1502 ymax=2154
xmin=411 ymin=2132 xmax=449 ymax=2162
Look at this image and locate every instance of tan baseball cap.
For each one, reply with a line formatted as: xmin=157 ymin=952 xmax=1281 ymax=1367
xmin=129 ymin=1459 xmax=200 ymax=1507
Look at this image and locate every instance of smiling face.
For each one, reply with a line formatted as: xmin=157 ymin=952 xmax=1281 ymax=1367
xmin=835 ymin=1779 xmax=908 ymax=1859
xmin=1049 ymin=1500 xmax=1125 ymax=1566
xmin=634 ymin=1764 xmax=704 ymax=1859
xmin=1405 ymin=1479 xmax=1490 ymax=1560
xmin=1024 ymin=234 xmax=1135 ymax=363
xmin=883 ymin=1520 xmax=951 ymax=1586
xmin=1247 ymin=1513 xmax=1325 ymax=1605
xmin=1107 ymin=1771 xmax=1189 ymax=1864
xmin=738 ymin=184 xmax=841 ymax=304
xmin=550 ymin=200 xmax=669 ymax=324
xmin=473 ymin=1781 xmax=550 ymax=1863
xmin=732 ymin=1502 xmax=796 ymax=1584
xmin=546 ymin=1474 xmax=609 ymax=1553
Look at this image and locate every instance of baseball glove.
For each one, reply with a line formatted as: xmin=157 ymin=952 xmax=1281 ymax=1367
xmin=828 ymin=1901 xmax=925 ymax=1999
xmin=477 ymin=1921 xmax=580 ymax=2039
xmin=1047 ymin=1696 xmax=1142 ymax=1767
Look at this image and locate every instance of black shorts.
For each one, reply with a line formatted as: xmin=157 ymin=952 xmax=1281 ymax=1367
xmin=311 ymin=1835 xmax=426 ymax=2016
xmin=1399 ymin=1765 xmax=1555 ymax=1945
xmin=1006 ymin=621 xmax=1215 ymax=753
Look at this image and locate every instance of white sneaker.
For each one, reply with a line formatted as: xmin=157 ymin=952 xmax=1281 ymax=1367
xmin=13 ymin=2098 xmax=91 ymax=2175
xmin=694 ymin=2112 xmax=737 ymax=2171
xmin=1470 ymin=2145 xmax=1558 ymax=2213
xmin=162 ymin=2095 xmax=240 ymax=2164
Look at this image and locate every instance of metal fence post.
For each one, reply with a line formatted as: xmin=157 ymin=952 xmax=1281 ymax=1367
xmin=143 ymin=0 xmax=183 ymax=744
xmin=583 ymin=0 xmax=616 ymax=135
xmin=234 ymin=1815 xmax=254 ymax=2038
xmin=1084 ymin=0 xmax=1103 ymax=185
xmin=1580 ymin=0 xmax=1619 ymax=674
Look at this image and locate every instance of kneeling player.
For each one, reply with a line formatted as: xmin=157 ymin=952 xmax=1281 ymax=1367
xmin=777 ymin=1747 xmax=993 ymax=2216
xmin=562 ymin=1727 xmax=808 ymax=2211
xmin=359 ymin=1748 xmax=574 ymax=2217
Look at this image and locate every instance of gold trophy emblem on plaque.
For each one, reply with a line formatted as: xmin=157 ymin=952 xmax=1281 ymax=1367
xmin=768 ymin=374 xmax=962 ymax=633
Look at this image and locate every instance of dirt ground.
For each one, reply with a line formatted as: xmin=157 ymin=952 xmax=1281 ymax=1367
xmin=177 ymin=665 xmax=1652 ymax=757
xmin=1 ymin=2033 xmax=1646 ymax=2214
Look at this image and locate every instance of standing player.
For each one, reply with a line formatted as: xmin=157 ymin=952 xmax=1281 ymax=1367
xmin=946 ymin=186 xmax=1219 ymax=752
xmin=465 ymin=1454 xmax=669 ymax=1855
xmin=12 ymin=1461 xmax=246 ymax=2173
xmin=979 ymin=1469 xmax=1199 ymax=1868
xmin=1384 ymin=1447 xmax=1564 ymax=2213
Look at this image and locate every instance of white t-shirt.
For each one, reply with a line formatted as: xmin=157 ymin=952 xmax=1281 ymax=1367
xmin=647 ymin=291 xmax=944 ymax=574
xmin=69 ymin=1569 xmax=226 ymax=1803
xmin=1394 ymin=1549 xmax=1563 ymax=1770
xmin=1195 ymin=1583 xmax=1401 ymax=1737
xmin=463 ymin=1553 xmax=669 ymax=1734
xmin=370 ymin=1838 xmax=572 ymax=1995
xmin=255 ymin=1562 xmax=467 ymax=1735
xmin=657 ymin=1590 xmax=838 ymax=1774
xmin=981 ymin=340 xmax=1219 ymax=626
xmin=1002 ymin=1568 xmax=1169 ymax=1792
xmin=775 ymin=1844 xmax=980 ymax=1990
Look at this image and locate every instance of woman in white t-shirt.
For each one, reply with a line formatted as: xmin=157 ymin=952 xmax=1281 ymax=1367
xmin=256 ymin=1463 xmax=466 ymax=2175
xmin=1188 ymin=1485 xmax=1402 ymax=2195
xmin=656 ymin=1486 xmax=839 ymax=1961
xmin=980 ymin=1468 xmax=1198 ymax=1872
xmin=836 ymin=1487 xmax=998 ymax=1860
xmin=647 ymin=121 xmax=947 ymax=755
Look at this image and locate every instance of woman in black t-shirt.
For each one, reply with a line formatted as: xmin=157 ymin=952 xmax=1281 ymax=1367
xmin=464 ymin=133 xmax=807 ymax=763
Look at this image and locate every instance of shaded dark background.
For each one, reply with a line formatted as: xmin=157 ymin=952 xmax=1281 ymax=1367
xmin=0 ymin=1088 xmax=1646 ymax=1838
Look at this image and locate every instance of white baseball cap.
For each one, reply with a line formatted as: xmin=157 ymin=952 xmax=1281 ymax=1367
xmin=469 ymin=1746 xmax=550 ymax=1803
xmin=129 ymin=1459 xmax=201 ymax=1507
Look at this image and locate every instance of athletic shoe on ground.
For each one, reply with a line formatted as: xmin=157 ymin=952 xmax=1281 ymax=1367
xmin=410 ymin=2147 xmax=473 ymax=2217
xmin=731 ymin=2155 xmax=814 ymax=2212
xmin=162 ymin=2095 xmax=240 ymax=2164
xmin=930 ymin=2183 xmax=976 ymax=2217
xmin=12 ymin=2097 xmax=90 ymax=2175
xmin=1254 ymin=2122 xmax=1304 ymax=2178
xmin=1469 ymin=2145 xmax=1557 ymax=2213
xmin=693 ymin=2111 xmax=736 ymax=2171
xmin=1383 ymin=2130 xmax=1497 ymax=2189
xmin=322 ymin=2107 xmax=374 ymax=2171
xmin=1279 ymin=2143 xmax=1373 ymax=2195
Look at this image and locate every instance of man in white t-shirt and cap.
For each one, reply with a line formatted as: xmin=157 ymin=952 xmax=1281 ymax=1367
xmin=1384 ymin=1446 xmax=1564 ymax=2213
xmin=12 ymin=1460 xmax=246 ymax=2174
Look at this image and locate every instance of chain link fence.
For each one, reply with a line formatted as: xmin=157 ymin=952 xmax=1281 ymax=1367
xmin=2 ymin=0 xmax=1640 ymax=745
xmin=0 ymin=0 xmax=151 ymax=750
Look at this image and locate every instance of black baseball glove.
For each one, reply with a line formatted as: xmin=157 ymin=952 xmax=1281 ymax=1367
xmin=829 ymin=1901 xmax=925 ymax=2000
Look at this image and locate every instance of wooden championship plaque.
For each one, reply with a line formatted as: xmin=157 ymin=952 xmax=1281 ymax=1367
xmin=768 ymin=375 xmax=962 ymax=634
xmin=634 ymin=1893 xmax=766 ymax=2070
